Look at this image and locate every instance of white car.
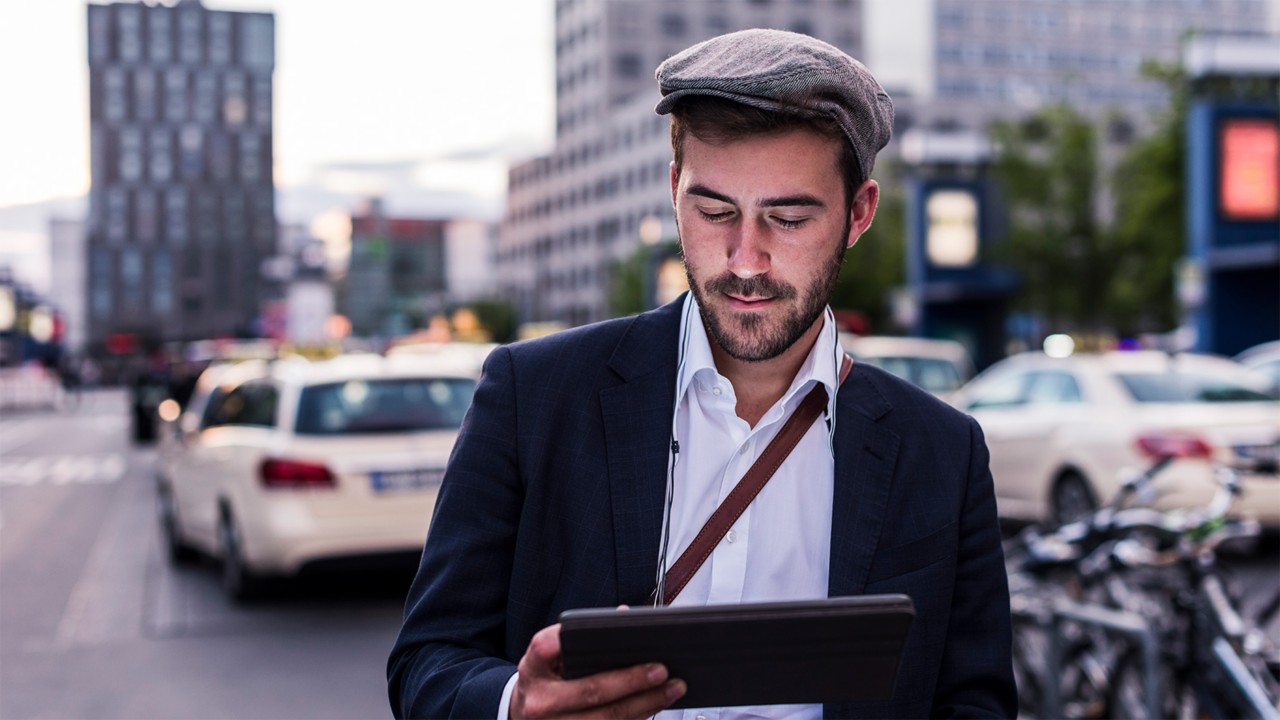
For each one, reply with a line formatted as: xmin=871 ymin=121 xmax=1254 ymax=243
xmin=838 ymin=334 xmax=974 ymax=398
xmin=156 ymin=352 xmax=479 ymax=600
xmin=950 ymin=351 xmax=1280 ymax=526
xmin=1236 ymin=340 xmax=1280 ymax=394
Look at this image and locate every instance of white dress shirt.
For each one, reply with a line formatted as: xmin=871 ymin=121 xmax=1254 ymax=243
xmin=498 ymin=294 xmax=844 ymax=720
xmin=653 ymin=294 xmax=842 ymax=720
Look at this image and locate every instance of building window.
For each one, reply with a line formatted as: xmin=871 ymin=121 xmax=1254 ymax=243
xmin=239 ymin=132 xmax=260 ymax=182
xmin=116 ymin=6 xmax=142 ymax=62
xmin=207 ymin=132 xmax=233 ymax=181
xmin=136 ymin=189 xmax=157 ymax=242
xmin=118 ymin=128 xmax=143 ymax=182
xmin=164 ymin=69 xmax=188 ymax=122
xmin=252 ymin=75 xmax=272 ymax=128
xmin=179 ymin=125 xmax=203 ymax=180
xmin=149 ymin=8 xmax=173 ymax=63
xmin=193 ymin=72 xmax=217 ymax=124
xmin=178 ymin=8 xmax=202 ymax=63
xmin=613 ymin=52 xmax=643 ymax=79
xmin=166 ymin=188 xmax=187 ymax=244
xmin=104 ymin=68 xmax=128 ymax=123
xmin=208 ymin=12 xmax=233 ymax=64
xmin=149 ymin=129 xmax=172 ymax=183
xmin=121 ymin=248 xmax=144 ymax=311
xmin=152 ymin=251 xmax=173 ymax=315
xmin=240 ymin=14 xmax=274 ymax=69
xmin=91 ymin=250 xmax=113 ymax=318
xmin=661 ymin=14 xmax=687 ymax=37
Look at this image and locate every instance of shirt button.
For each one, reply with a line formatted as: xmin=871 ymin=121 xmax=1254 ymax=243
xmin=711 ymin=386 xmax=722 ymax=396
xmin=696 ymin=714 xmax=707 ymax=720
xmin=726 ymin=530 xmax=736 ymax=544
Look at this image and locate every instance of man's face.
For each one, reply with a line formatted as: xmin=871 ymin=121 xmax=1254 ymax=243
xmin=671 ymin=127 xmax=875 ymax=362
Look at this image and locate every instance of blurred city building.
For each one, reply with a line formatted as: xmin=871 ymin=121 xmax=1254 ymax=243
xmin=498 ymin=0 xmax=1272 ymax=328
xmin=867 ymin=0 xmax=1271 ymax=137
xmin=85 ymin=0 xmax=276 ymax=351
xmin=497 ymin=0 xmax=866 ymax=326
xmin=47 ymin=218 xmax=88 ymax=355
xmin=342 ymin=199 xmax=494 ymax=339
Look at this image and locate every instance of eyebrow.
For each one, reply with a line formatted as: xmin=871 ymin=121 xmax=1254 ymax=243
xmin=686 ymin=184 xmax=826 ymax=210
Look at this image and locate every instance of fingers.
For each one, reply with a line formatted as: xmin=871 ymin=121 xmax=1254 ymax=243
xmin=520 ymin=661 xmax=679 ymax=718
xmin=517 ymin=624 xmax=564 ymax=679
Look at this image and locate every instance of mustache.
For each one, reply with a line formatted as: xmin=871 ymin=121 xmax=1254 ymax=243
xmin=703 ymin=273 xmax=797 ymax=300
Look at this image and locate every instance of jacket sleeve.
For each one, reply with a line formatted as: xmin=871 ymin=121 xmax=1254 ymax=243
xmin=388 ymin=346 xmax=523 ymax=719
xmin=931 ymin=416 xmax=1017 ymax=719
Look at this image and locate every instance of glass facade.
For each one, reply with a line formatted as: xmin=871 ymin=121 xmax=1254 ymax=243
xmin=87 ymin=1 xmax=275 ymax=340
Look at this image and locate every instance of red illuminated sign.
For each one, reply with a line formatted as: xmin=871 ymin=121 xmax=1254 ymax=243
xmin=1219 ymin=118 xmax=1279 ymax=221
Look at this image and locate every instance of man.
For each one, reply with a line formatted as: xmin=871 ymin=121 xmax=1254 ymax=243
xmin=389 ymin=29 xmax=1015 ymax=719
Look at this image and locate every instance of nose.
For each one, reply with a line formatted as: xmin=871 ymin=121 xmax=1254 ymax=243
xmin=726 ymin=218 xmax=770 ymax=279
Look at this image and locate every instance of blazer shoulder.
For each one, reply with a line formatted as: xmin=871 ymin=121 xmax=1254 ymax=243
xmin=845 ymin=361 xmax=972 ymax=431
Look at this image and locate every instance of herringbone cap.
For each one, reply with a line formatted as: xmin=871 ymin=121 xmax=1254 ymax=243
xmin=655 ymin=28 xmax=894 ymax=179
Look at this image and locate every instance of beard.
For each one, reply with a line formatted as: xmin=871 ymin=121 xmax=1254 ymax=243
xmin=685 ymin=230 xmax=847 ymax=362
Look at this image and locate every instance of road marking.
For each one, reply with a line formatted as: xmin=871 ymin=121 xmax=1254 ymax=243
xmin=0 ymin=454 xmax=126 ymax=487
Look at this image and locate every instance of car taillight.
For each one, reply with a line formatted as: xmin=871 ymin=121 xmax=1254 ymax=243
xmin=1135 ymin=432 xmax=1214 ymax=460
xmin=259 ymin=458 xmax=336 ymax=489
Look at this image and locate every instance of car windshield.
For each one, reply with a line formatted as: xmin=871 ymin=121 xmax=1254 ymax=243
xmin=295 ymin=377 xmax=477 ymax=435
xmin=1115 ymin=371 xmax=1278 ymax=403
xmin=860 ymin=356 xmax=963 ymax=393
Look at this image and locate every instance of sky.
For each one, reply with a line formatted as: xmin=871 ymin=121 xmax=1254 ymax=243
xmin=0 ymin=0 xmax=556 ymax=290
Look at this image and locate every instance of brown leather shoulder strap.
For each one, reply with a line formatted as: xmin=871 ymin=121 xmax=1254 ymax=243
xmin=657 ymin=354 xmax=854 ymax=605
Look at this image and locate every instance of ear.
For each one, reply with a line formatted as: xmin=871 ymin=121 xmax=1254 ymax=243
xmin=845 ymin=179 xmax=880 ymax=249
xmin=669 ymin=161 xmax=679 ymax=209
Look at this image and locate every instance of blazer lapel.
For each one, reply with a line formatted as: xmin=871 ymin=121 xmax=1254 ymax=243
xmin=600 ymin=299 xmax=683 ymax=605
xmin=828 ymin=365 xmax=901 ymax=599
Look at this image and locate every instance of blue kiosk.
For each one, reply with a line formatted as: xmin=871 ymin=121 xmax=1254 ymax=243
xmin=1183 ymin=35 xmax=1280 ymax=356
xmin=901 ymin=129 xmax=1018 ymax=371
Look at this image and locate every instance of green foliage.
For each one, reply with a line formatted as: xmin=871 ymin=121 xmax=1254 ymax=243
xmin=990 ymin=73 xmax=1190 ymax=336
xmin=829 ymin=170 xmax=905 ymax=331
xmin=1106 ymin=61 xmax=1188 ymax=334
xmin=609 ymin=246 xmax=647 ymax=317
xmin=464 ymin=298 xmax=518 ymax=343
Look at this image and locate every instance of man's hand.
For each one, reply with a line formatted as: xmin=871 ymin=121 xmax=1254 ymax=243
xmin=509 ymin=623 xmax=686 ymax=719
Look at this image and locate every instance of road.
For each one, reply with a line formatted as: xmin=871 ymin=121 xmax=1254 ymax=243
xmin=0 ymin=390 xmax=414 ymax=719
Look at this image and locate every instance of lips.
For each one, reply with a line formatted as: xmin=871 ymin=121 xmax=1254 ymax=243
xmin=724 ymin=293 xmax=776 ymax=310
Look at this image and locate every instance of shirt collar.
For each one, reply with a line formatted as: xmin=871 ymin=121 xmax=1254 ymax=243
xmin=676 ymin=293 xmax=844 ymax=419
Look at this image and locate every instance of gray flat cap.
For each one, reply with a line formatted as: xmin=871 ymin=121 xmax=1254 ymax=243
xmin=655 ymin=28 xmax=894 ymax=179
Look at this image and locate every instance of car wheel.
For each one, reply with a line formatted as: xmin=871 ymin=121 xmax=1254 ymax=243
xmin=1051 ymin=471 xmax=1097 ymax=526
xmin=156 ymin=481 xmax=197 ymax=564
xmin=218 ymin=510 xmax=263 ymax=602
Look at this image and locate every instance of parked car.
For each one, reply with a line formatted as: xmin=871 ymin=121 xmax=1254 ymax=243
xmin=838 ymin=334 xmax=974 ymax=398
xmin=155 ymin=352 xmax=479 ymax=600
xmin=950 ymin=350 xmax=1279 ymax=526
xmin=1235 ymin=340 xmax=1280 ymax=394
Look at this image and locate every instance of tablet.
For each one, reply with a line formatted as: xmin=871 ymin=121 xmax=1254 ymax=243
xmin=558 ymin=594 xmax=914 ymax=709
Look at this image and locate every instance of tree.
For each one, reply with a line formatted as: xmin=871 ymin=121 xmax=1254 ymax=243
xmin=990 ymin=105 xmax=1113 ymax=334
xmin=829 ymin=170 xmax=905 ymax=332
xmin=1106 ymin=61 xmax=1189 ymax=335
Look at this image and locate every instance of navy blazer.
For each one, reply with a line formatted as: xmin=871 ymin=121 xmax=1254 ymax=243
xmin=388 ymin=298 xmax=1016 ymax=719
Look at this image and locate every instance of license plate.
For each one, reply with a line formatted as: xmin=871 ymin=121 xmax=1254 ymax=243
xmin=370 ymin=468 xmax=445 ymax=493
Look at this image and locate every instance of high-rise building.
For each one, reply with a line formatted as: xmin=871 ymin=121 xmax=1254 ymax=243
xmin=86 ymin=0 xmax=276 ymax=349
xmin=497 ymin=0 xmax=866 ymax=327
xmin=867 ymin=0 xmax=1271 ymax=136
